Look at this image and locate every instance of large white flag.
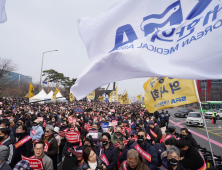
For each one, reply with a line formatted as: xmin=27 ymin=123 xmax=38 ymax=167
xmin=71 ymin=0 xmax=222 ymax=100
xmin=0 ymin=0 xmax=7 ymax=23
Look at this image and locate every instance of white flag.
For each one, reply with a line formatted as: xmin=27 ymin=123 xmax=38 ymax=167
xmin=0 ymin=0 xmax=7 ymax=23
xmin=71 ymin=0 xmax=222 ymax=100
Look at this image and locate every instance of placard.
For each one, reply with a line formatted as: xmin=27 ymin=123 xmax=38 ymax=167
xmin=114 ymin=142 xmax=120 ymax=148
xmin=101 ymin=123 xmax=109 ymax=132
xmin=65 ymin=131 xmax=80 ymax=143
xmin=21 ymin=155 xmax=44 ymax=170
xmin=44 ymin=143 xmax=49 ymax=152
xmin=37 ymin=117 xmax=43 ymax=122
xmin=74 ymin=107 xmax=83 ymax=114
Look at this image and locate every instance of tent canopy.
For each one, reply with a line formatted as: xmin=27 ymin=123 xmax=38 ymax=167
xmin=29 ymin=89 xmax=47 ymax=103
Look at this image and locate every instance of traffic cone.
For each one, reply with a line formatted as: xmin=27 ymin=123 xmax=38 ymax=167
xmin=211 ymin=118 xmax=214 ymax=124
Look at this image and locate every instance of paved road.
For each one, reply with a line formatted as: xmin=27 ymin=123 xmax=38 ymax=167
xmin=168 ymin=107 xmax=222 ymax=156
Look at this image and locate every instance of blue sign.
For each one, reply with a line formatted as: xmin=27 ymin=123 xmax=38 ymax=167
xmin=101 ymin=123 xmax=109 ymax=132
xmin=74 ymin=107 xmax=83 ymax=114
xmin=42 ymin=81 xmax=47 ymax=84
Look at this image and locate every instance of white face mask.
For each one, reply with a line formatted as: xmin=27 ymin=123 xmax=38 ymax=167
xmin=151 ymin=119 xmax=153 ymax=121
xmin=146 ymin=120 xmax=149 ymax=122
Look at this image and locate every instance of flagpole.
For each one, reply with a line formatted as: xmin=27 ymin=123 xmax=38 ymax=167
xmin=193 ymin=80 xmax=216 ymax=166
xmin=29 ymin=81 xmax=30 ymax=99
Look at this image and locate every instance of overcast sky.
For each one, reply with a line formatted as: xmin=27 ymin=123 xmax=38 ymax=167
xmin=0 ymin=0 xmax=149 ymax=97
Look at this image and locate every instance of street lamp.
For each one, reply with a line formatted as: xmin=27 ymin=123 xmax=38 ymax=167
xmin=39 ymin=50 xmax=58 ymax=91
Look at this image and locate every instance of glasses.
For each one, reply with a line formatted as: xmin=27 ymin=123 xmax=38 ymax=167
xmin=45 ymin=131 xmax=50 ymax=133
xmin=127 ymin=160 xmax=137 ymax=165
xmin=34 ymin=148 xmax=43 ymax=151
xmin=137 ymin=135 xmax=144 ymax=138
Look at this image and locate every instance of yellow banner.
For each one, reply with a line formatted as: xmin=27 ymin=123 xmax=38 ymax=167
xmin=56 ymin=87 xmax=60 ymax=94
xmin=70 ymin=93 xmax=75 ymax=102
xmin=87 ymin=91 xmax=95 ymax=100
xmin=99 ymin=96 xmax=104 ymax=101
xmin=25 ymin=83 xmax=34 ymax=98
xmin=143 ymin=77 xmax=198 ymax=113
xmin=122 ymin=92 xmax=129 ymax=104
xmin=51 ymin=92 xmax=57 ymax=102
xmin=136 ymin=94 xmax=142 ymax=102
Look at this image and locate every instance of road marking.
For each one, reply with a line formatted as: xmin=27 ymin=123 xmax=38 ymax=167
xmin=169 ymin=120 xmax=222 ymax=148
xmin=177 ymin=121 xmax=187 ymax=124
xmin=198 ymin=128 xmax=222 ymax=138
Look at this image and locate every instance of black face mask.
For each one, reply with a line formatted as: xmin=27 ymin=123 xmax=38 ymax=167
xmin=16 ymin=132 xmax=25 ymax=138
xmin=17 ymin=122 xmax=22 ymax=126
xmin=102 ymin=141 xmax=108 ymax=146
xmin=33 ymin=123 xmax=38 ymax=126
xmin=180 ymin=134 xmax=186 ymax=138
xmin=168 ymin=158 xmax=179 ymax=166
xmin=0 ymin=136 xmax=4 ymax=141
xmin=137 ymin=137 xmax=144 ymax=143
xmin=116 ymin=132 xmax=121 ymax=136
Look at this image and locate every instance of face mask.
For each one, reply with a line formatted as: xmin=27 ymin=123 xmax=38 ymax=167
xmin=16 ymin=133 xmax=24 ymax=138
xmin=146 ymin=120 xmax=149 ymax=122
xmin=0 ymin=136 xmax=4 ymax=141
xmin=17 ymin=122 xmax=22 ymax=126
xmin=102 ymin=141 xmax=108 ymax=146
xmin=137 ymin=137 xmax=144 ymax=143
xmin=181 ymin=135 xmax=186 ymax=138
xmin=116 ymin=132 xmax=121 ymax=136
xmin=33 ymin=123 xmax=38 ymax=126
xmin=168 ymin=158 xmax=179 ymax=166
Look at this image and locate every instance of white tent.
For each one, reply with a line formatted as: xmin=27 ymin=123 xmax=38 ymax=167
xmin=56 ymin=92 xmax=67 ymax=102
xmin=45 ymin=90 xmax=53 ymax=99
xmin=29 ymin=89 xmax=47 ymax=103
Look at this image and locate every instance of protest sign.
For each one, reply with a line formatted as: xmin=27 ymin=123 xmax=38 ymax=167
xmin=59 ymin=131 xmax=65 ymax=137
xmin=22 ymin=155 xmax=44 ymax=170
xmin=74 ymin=107 xmax=83 ymax=114
xmin=65 ymin=131 xmax=80 ymax=143
xmin=37 ymin=117 xmax=43 ymax=122
xmin=89 ymin=129 xmax=98 ymax=144
xmin=114 ymin=142 xmax=120 ymax=148
xmin=44 ymin=143 xmax=49 ymax=152
xmin=101 ymin=123 xmax=109 ymax=132
xmin=112 ymin=120 xmax=117 ymax=127
xmin=123 ymin=140 xmax=129 ymax=147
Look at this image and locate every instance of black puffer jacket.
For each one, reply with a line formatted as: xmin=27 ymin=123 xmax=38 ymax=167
xmin=78 ymin=156 xmax=105 ymax=170
xmin=181 ymin=146 xmax=204 ymax=170
xmin=12 ymin=133 xmax=32 ymax=167
xmin=148 ymin=125 xmax=162 ymax=143
xmin=185 ymin=132 xmax=199 ymax=149
xmin=95 ymin=143 xmax=118 ymax=170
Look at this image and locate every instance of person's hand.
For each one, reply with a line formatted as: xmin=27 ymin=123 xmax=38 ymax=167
xmin=180 ymin=157 xmax=184 ymax=160
xmin=123 ymin=133 xmax=126 ymax=136
xmin=87 ymin=169 xmax=93 ymax=170
xmin=152 ymin=141 xmax=155 ymax=145
xmin=102 ymin=164 xmax=106 ymax=170
xmin=86 ymin=134 xmax=89 ymax=137
xmin=118 ymin=145 xmax=122 ymax=149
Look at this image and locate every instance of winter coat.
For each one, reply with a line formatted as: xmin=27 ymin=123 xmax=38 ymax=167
xmin=180 ymin=146 xmax=204 ymax=170
xmin=2 ymin=136 xmax=15 ymax=167
xmin=185 ymin=132 xmax=199 ymax=149
xmin=148 ymin=126 xmax=162 ymax=143
xmin=30 ymin=125 xmax=44 ymax=141
xmin=111 ymin=133 xmax=126 ymax=154
xmin=0 ymin=162 xmax=12 ymax=170
xmin=154 ymin=143 xmax=166 ymax=166
xmin=34 ymin=153 xmax=53 ymax=170
xmin=12 ymin=133 xmax=33 ymax=167
xmin=62 ymin=142 xmax=78 ymax=170
xmin=41 ymin=135 xmax=58 ymax=157
xmin=119 ymin=156 xmax=150 ymax=170
xmin=95 ymin=143 xmax=118 ymax=170
xmin=118 ymin=145 xmax=130 ymax=164
xmin=78 ymin=156 xmax=105 ymax=170
xmin=160 ymin=159 xmax=186 ymax=170
xmin=130 ymin=140 xmax=159 ymax=170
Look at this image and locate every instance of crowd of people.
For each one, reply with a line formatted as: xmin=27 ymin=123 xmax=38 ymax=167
xmin=0 ymin=97 xmax=207 ymax=170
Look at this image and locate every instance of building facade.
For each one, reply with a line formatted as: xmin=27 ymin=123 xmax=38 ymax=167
xmin=196 ymin=80 xmax=222 ymax=101
xmin=2 ymin=71 xmax=32 ymax=86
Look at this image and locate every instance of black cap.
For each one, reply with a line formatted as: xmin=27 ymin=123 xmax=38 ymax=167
xmin=168 ymin=126 xmax=176 ymax=132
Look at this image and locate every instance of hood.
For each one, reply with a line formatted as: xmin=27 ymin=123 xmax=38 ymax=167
xmin=0 ymin=145 xmax=9 ymax=161
xmin=187 ymin=117 xmax=202 ymax=120
xmin=186 ymin=132 xmax=193 ymax=139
